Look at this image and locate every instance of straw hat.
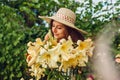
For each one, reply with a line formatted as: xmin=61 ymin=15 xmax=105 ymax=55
xmin=116 ymin=54 xmax=120 ymax=58
xmin=39 ymin=8 xmax=87 ymax=34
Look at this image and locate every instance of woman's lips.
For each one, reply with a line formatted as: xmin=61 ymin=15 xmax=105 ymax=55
xmin=54 ymin=34 xmax=58 ymax=36
xmin=54 ymin=34 xmax=59 ymax=38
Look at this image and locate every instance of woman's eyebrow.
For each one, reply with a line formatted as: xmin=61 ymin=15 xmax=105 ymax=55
xmin=53 ymin=24 xmax=64 ymax=27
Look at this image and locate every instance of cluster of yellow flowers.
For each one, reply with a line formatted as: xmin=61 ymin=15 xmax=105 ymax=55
xmin=26 ymin=36 xmax=94 ymax=80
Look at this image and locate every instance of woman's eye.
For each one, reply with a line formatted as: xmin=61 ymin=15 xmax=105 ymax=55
xmin=58 ymin=27 xmax=62 ymax=29
xmin=57 ymin=26 xmax=63 ymax=29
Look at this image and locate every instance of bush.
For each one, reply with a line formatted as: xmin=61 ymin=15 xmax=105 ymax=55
xmin=0 ymin=4 xmax=48 ymax=80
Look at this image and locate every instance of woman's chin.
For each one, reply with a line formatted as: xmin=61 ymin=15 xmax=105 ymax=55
xmin=54 ymin=36 xmax=59 ymax=39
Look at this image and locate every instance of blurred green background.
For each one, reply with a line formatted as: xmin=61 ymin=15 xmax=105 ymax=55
xmin=0 ymin=0 xmax=120 ymax=79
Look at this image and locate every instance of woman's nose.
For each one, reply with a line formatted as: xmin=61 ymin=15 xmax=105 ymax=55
xmin=53 ymin=27 xmax=57 ymax=33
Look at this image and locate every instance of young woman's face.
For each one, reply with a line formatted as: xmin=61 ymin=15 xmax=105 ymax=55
xmin=52 ymin=21 xmax=68 ymax=41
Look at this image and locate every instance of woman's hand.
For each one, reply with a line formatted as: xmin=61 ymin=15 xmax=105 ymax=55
xmin=44 ymin=33 xmax=49 ymax=41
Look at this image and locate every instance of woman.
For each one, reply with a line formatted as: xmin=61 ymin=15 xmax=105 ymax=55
xmin=39 ymin=8 xmax=87 ymax=43
xmin=26 ymin=8 xmax=91 ymax=80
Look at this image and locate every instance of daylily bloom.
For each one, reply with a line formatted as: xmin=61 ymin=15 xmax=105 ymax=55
xmin=76 ymin=38 xmax=93 ymax=51
xmin=59 ymin=57 xmax=78 ymax=72
xmin=26 ymin=38 xmax=43 ymax=66
xmin=76 ymin=52 xmax=88 ymax=67
xmin=35 ymin=38 xmax=44 ymax=45
xmin=86 ymin=46 xmax=95 ymax=57
xmin=39 ymin=51 xmax=59 ymax=68
xmin=30 ymin=63 xmax=45 ymax=80
xmin=49 ymin=38 xmax=57 ymax=47
xmin=59 ymin=37 xmax=73 ymax=54
xmin=25 ymin=37 xmax=94 ymax=79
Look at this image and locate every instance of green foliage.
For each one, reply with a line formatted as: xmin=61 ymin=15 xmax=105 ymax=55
xmin=112 ymin=20 xmax=120 ymax=55
xmin=41 ymin=67 xmax=88 ymax=80
xmin=0 ymin=4 xmax=47 ymax=80
xmin=0 ymin=5 xmax=26 ymax=80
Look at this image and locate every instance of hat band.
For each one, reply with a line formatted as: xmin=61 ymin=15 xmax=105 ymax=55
xmin=55 ymin=13 xmax=75 ymax=24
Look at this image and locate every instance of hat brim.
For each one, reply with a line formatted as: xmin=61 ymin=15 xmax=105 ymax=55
xmin=39 ymin=16 xmax=88 ymax=34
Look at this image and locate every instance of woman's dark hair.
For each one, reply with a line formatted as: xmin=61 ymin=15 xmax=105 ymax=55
xmin=50 ymin=20 xmax=84 ymax=42
xmin=50 ymin=20 xmax=54 ymax=37
xmin=67 ymin=27 xmax=84 ymax=42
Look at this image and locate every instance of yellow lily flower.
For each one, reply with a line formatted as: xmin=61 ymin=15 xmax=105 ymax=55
xmin=76 ymin=38 xmax=93 ymax=50
xmin=30 ymin=63 xmax=45 ymax=80
xmin=26 ymin=38 xmax=43 ymax=66
xmin=49 ymin=38 xmax=57 ymax=47
xmin=39 ymin=51 xmax=59 ymax=68
xmin=25 ymin=37 xmax=94 ymax=79
xmin=76 ymin=52 xmax=88 ymax=67
xmin=86 ymin=46 xmax=95 ymax=57
xmin=35 ymin=38 xmax=44 ymax=45
xmin=59 ymin=57 xmax=78 ymax=72
xmin=59 ymin=37 xmax=73 ymax=53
